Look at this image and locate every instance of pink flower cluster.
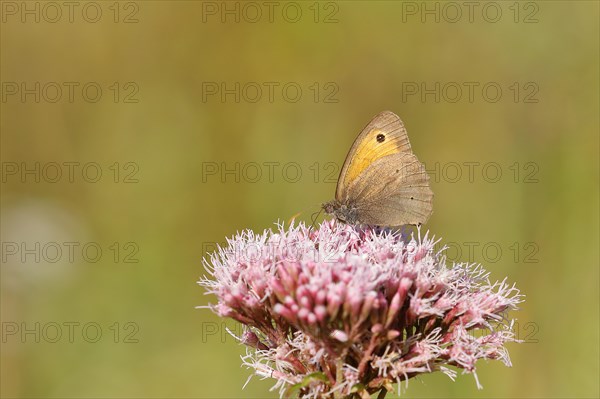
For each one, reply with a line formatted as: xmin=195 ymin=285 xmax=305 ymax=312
xmin=199 ymin=220 xmax=523 ymax=399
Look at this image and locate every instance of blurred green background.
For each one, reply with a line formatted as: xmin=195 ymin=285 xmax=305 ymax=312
xmin=1 ymin=1 xmax=598 ymax=398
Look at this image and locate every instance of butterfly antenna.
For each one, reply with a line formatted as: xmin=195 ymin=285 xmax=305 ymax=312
xmin=288 ymin=212 xmax=302 ymax=225
xmin=310 ymin=208 xmax=324 ymax=230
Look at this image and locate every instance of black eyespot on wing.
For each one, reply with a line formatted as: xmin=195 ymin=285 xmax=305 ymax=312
xmin=411 ymin=196 xmax=414 ymax=200
xmin=376 ymin=133 xmax=385 ymax=143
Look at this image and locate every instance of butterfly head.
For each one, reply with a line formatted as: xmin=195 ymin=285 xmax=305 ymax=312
xmin=322 ymin=200 xmax=358 ymax=225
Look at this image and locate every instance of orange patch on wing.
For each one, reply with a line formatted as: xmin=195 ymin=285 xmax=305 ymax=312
xmin=343 ymin=129 xmax=405 ymax=185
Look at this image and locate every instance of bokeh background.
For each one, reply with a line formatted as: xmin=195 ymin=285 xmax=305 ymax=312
xmin=1 ymin=1 xmax=598 ymax=398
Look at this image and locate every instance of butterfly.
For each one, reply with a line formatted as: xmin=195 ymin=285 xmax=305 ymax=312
xmin=322 ymin=111 xmax=433 ymax=227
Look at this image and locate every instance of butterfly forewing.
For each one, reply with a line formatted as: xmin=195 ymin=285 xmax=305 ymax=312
xmin=336 ymin=111 xmax=413 ymax=201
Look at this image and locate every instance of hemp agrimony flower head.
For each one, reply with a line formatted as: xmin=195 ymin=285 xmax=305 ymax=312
xmin=199 ymin=220 xmax=523 ymax=399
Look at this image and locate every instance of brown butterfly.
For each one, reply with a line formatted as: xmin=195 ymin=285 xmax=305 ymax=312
xmin=322 ymin=111 xmax=433 ymax=227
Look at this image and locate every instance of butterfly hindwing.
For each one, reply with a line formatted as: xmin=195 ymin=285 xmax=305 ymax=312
xmin=345 ymin=153 xmax=433 ymax=226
